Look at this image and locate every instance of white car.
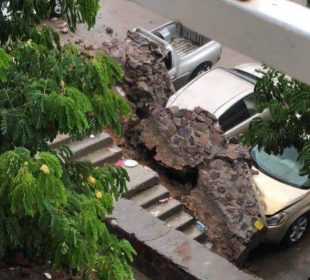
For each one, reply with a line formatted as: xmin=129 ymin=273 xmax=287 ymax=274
xmin=166 ymin=63 xmax=269 ymax=138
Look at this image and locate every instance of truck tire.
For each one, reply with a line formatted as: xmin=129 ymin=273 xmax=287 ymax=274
xmin=283 ymin=214 xmax=309 ymax=246
xmin=190 ymin=62 xmax=212 ymax=80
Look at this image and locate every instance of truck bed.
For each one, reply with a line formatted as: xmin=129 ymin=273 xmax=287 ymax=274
xmin=171 ymin=38 xmax=200 ymax=57
xmin=153 ymin=21 xmax=211 ymax=57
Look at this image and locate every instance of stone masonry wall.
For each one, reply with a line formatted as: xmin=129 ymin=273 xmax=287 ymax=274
xmin=101 ymin=31 xmax=266 ymax=264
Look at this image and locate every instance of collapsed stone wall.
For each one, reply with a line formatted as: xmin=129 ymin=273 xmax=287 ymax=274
xmin=101 ymin=31 xmax=266 ymax=264
xmin=101 ymin=31 xmax=174 ymax=117
xmin=127 ymin=105 xmax=265 ymax=263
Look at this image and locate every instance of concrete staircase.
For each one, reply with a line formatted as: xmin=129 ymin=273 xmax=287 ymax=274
xmin=51 ymin=132 xmax=206 ymax=243
xmin=124 ymin=164 xmax=207 ymax=243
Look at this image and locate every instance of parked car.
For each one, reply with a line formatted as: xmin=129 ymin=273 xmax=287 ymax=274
xmin=251 ymin=145 xmax=310 ymax=245
xmin=135 ymin=21 xmax=222 ymax=89
xmin=166 ymin=63 xmax=269 ymax=138
xmin=167 ymin=63 xmax=310 ymax=245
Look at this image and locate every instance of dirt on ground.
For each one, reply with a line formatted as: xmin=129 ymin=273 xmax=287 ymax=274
xmin=0 ymin=262 xmax=71 ymax=280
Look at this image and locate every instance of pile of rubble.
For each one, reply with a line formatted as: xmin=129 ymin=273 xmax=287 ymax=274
xmin=137 ymin=106 xmax=224 ymax=171
xmin=101 ymin=31 xmax=266 ymax=264
xmin=129 ymin=105 xmax=265 ymax=263
xmin=188 ymin=146 xmax=264 ymax=264
xmin=101 ymin=31 xmax=175 ymax=117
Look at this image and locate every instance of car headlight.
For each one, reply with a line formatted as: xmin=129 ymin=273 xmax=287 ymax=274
xmin=266 ymin=212 xmax=287 ymax=226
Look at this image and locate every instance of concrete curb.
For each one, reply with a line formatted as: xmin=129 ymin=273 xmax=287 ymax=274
xmin=109 ymin=199 xmax=258 ymax=280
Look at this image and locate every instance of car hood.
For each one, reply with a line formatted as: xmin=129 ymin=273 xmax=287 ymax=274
xmin=252 ymin=167 xmax=308 ymax=216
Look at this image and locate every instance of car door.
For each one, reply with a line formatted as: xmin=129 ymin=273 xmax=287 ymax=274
xmin=218 ymin=93 xmax=263 ymax=138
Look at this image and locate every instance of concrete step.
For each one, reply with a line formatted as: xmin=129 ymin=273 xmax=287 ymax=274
xmin=183 ymin=223 xmax=206 ymax=242
xmin=123 ymin=165 xmax=159 ymax=199
xmin=76 ymin=145 xmax=122 ymax=166
xmin=147 ymin=198 xmax=182 ymax=220
xmin=69 ymin=132 xmax=113 ymax=159
xmin=49 ymin=134 xmax=71 ymax=149
xmin=130 ymin=184 xmax=169 ymax=208
xmin=164 ymin=210 xmax=194 ymax=231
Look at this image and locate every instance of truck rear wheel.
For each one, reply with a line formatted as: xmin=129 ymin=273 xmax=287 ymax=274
xmin=191 ymin=62 xmax=212 ymax=80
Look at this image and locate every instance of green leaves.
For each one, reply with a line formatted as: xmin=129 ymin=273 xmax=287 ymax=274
xmin=0 ymin=42 xmax=131 ymax=152
xmin=0 ymin=148 xmax=66 ymax=216
xmin=242 ymin=66 xmax=310 ymax=178
xmin=0 ymin=0 xmax=100 ymax=44
xmin=0 ymin=148 xmax=135 ymax=279
xmin=0 ymin=2 xmax=135 ymax=279
xmin=0 ymin=49 xmax=11 ymax=82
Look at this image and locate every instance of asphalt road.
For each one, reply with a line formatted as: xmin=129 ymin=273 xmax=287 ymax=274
xmin=72 ymin=0 xmax=309 ymax=279
xmin=248 ymin=233 xmax=310 ymax=280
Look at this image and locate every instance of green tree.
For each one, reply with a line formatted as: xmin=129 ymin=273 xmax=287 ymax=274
xmin=242 ymin=67 xmax=310 ymax=177
xmin=0 ymin=1 xmax=135 ymax=279
xmin=0 ymin=42 xmax=134 ymax=279
xmin=0 ymin=0 xmax=99 ymax=43
xmin=0 ymin=42 xmax=130 ymax=152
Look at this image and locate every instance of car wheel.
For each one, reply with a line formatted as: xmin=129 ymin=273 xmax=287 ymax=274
xmin=284 ymin=214 xmax=309 ymax=246
xmin=191 ymin=62 xmax=212 ymax=80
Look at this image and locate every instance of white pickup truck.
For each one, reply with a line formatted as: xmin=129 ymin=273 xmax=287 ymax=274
xmin=135 ymin=21 xmax=222 ymax=89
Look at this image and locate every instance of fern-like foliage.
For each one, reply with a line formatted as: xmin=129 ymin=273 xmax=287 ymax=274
xmin=0 ymin=2 xmax=135 ymax=279
xmin=0 ymin=41 xmax=130 ymax=153
xmin=0 ymin=0 xmax=99 ymax=44
xmin=0 ymin=148 xmax=135 ymax=279
xmin=241 ymin=66 xmax=310 ymax=177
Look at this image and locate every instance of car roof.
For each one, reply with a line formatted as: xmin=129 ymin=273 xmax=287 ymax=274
xmin=234 ymin=63 xmax=265 ymax=79
xmin=166 ymin=68 xmax=254 ymax=114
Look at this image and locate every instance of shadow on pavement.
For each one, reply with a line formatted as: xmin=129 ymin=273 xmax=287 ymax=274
xmin=246 ymin=232 xmax=310 ymax=280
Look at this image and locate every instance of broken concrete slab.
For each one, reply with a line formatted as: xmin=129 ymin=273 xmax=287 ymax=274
xmin=109 ymin=199 xmax=257 ymax=280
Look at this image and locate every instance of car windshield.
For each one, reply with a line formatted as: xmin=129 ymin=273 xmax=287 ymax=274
xmin=250 ymin=146 xmax=310 ymax=189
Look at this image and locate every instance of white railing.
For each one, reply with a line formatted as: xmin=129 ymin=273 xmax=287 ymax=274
xmin=129 ymin=0 xmax=310 ymax=84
